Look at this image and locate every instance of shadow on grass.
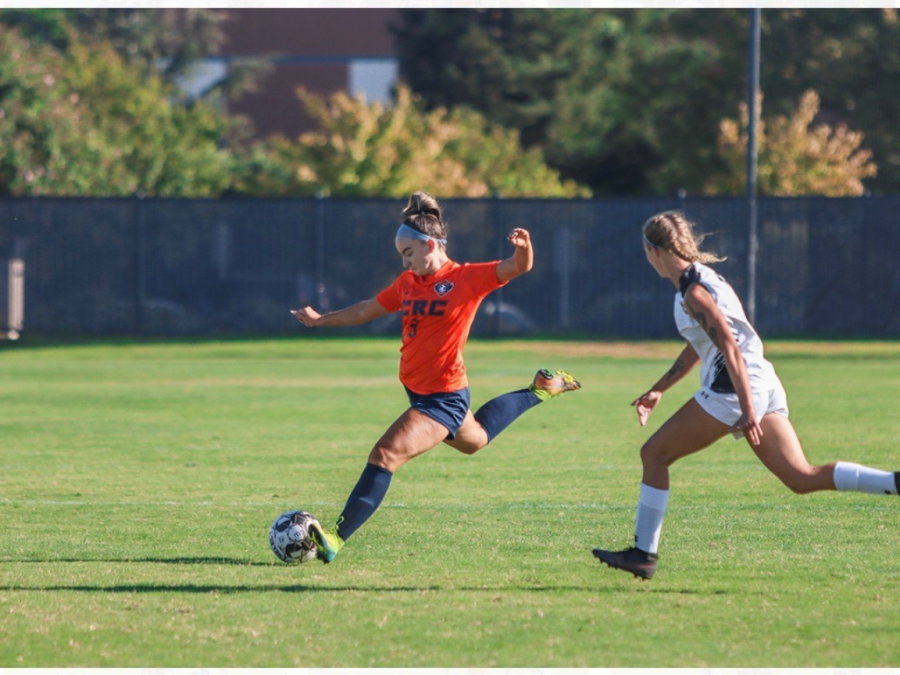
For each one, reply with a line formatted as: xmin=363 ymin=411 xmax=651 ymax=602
xmin=2 ymin=557 xmax=734 ymax=595
xmin=7 ymin=556 xmax=276 ymax=567
xmin=0 ymin=583 xmax=437 ymax=593
xmin=0 ymin=579 xmax=724 ymax=595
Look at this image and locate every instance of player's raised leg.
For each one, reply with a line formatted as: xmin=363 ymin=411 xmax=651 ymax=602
xmin=446 ymin=369 xmax=581 ymax=454
xmin=752 ymin=413 xmax=899 ymax=496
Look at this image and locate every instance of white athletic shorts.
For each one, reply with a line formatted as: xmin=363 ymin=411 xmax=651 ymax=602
xmin=693 ymin=375 xmax=789 ymax=439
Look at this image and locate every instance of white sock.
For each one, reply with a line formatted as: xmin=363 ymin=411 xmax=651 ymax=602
xmin=634 ymin=483 xmax=669 ymax=554
xmin=833 ymin=462 xmax=898 ymax=495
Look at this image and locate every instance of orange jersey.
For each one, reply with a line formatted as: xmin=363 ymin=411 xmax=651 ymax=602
xmin=376 ymin=260 xmax=507 ymax=395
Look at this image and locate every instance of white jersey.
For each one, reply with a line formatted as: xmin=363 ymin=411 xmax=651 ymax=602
xmin=673 ymin=263 xmax=777 ymax=394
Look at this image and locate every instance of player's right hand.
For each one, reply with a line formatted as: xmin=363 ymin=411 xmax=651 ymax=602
xmin=291 ymin=307 xmax=321 ymax=327
xmin=732 ymin=411 xmax=763 ymax=447
xmin=631 ymin=389 xmax=663 ymax=427
xmin=507 ymin=227 xmax=531 ymax=249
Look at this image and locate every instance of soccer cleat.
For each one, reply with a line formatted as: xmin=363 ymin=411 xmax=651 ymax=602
xmin=894 ymin=471 xmax=899 ymax=495
xmin=592 ymin=546 xmax=659 ymax=580
xmin=529 ymin=368 xmax=581 ymax=402
xmin=308 ymin=521 xmax=344 ymax=564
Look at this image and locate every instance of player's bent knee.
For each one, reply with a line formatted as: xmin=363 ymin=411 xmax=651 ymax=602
xmin=368 ymin=446 xmax=402 ymax=472
xmin=785 ymin=480 xmax=818 ymax=495
xmin=778 ymin=472 xmax=819 ymax=495
xmin=784 ymin=481 xmax=812 ymax=495
xmin=640 ymin=440 xmax=672 ymax=468
xmin=446 ymin=436 xmax=486 ymax=455
xmin=446 ymin=424 xmax=489 ymax=455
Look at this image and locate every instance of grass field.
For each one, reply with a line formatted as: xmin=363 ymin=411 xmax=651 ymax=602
xmin=1 ymin=336 xmax=899 ymax=667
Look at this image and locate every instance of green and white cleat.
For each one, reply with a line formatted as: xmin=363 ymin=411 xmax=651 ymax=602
xmin=308 ymin=520 xmax=344 ymax=564
xmin=529 ymin=368 xmax=582 ymax=402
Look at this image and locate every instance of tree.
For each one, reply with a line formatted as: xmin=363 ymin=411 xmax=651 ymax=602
xmin=392 ymin=9 xmax=586 ymax=150
xmin=0 ymin=8 xmax=268 ymax=105
xmin=0 ymin=25 xmax=233 ymax=196
xmin=0 ymin=26 xmax=73 ymax=194
xmin=392 ymin=9 xmax=746 ymax=196
xmin=545 ymin=10 xmax=747 ymax=196
xmin=393 ymin=8 xmax=897 ymax=196
xmin=708 ymin=90 xmax=876 ymax=196
xmin=235 ymin=84 xmax=589 ymax=198
xmin=755 ymin=9 xmax=900 ymax=195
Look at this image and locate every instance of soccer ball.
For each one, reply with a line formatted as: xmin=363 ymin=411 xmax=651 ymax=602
xmin=269 ymin=510 xmax=319 ymax=564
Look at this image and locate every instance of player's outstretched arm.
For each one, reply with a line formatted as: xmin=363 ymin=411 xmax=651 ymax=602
xmin=496 ymin=228 xmax=534 ymax=283
xmin=631 ymin=343 xmax=699 ymax=426
xmin=291 ymin=297 xmax=390 ymax=328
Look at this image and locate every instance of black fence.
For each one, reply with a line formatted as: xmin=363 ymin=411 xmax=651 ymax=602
xmin=0 ymin=196 xmax=898 ymax=339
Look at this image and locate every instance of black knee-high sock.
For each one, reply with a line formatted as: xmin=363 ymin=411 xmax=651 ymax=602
xmin=335 ymin=463 xmax=393 ymax=541
xmin=473 ymin=389 xmax=541 ymax=442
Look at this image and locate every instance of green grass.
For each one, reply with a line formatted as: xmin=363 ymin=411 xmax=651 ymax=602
xmin=1 ymin=336 xmax=899 ymax=666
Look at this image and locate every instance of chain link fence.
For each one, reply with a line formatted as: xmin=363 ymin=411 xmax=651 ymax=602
xmin=1 ymin=196 xmax=898 ymax=339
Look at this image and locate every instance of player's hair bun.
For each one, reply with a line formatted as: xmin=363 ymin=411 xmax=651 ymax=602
xmin=403 ymin=191 xmax=442 ymax=221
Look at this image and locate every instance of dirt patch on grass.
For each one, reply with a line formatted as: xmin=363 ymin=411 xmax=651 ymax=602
xmin=469 ymin=339 xmax=900 ymax=359
xmin=469 ymin=341 xmax=683 ymax=359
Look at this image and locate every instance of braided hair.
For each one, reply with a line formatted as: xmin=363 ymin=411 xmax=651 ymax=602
xmin=401 ymin=191 xmax=447 ymax=245
xmin=642 ymin=211 xmax=725 ymax=264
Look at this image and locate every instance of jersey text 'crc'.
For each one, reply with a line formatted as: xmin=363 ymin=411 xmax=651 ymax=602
xmin=401 ymin=300 xmax=447 ymax=316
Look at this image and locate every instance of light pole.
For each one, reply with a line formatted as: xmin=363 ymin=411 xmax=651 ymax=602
xmin=747 ymin=8 xmax=761 ymax=324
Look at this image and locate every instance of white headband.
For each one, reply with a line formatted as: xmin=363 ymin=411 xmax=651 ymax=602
xmin=396 ymin=223 xmax=447 ymax=246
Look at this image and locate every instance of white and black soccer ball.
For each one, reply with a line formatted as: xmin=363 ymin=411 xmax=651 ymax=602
xmin=269 ymin=510 xmax=319 ymax=564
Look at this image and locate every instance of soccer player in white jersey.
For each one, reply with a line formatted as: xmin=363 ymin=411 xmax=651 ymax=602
xmin=592 ymin=211 xmax=899 ymax=580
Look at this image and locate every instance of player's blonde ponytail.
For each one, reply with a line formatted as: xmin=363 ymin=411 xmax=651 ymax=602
xmin=642 ymin=211 xmax=725 ymax=264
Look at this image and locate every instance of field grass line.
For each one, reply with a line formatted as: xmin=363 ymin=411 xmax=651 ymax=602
xmin=1 ymin=497 xmax=894 ymax=513
xmin=0 ymin=498 xmax=625 ymax=509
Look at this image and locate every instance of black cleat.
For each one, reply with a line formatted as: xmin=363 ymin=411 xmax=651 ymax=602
xmin=592 ymin=546 xmax=659 ymax=580
xmin=894 ymin=471 xmax=899 ymax=495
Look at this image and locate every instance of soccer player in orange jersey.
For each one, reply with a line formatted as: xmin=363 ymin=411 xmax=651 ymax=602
xmin=291 ymin=190 xmax=581 ymax=563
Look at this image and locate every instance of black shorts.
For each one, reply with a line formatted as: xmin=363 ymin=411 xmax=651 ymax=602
xmin=404 ymin=386 xmax=471 ymax=440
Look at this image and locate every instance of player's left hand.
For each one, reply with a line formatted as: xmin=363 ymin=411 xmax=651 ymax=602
xmin=632 ymin=389 xmax=663 ymax=427
xmin=507 ymin=228 xmax=531 ymax=249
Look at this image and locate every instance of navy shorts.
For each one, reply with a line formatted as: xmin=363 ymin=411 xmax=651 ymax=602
xmin=404 ymin=386 xmax=471 ymax=440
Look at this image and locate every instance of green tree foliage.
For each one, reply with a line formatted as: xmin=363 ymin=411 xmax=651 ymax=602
xmin=757 ymin=9 xmax=900 ymax=195
xmin=546 ymin=11 xmax=747 ymax=196
xmin=393 ymin=9 xmax=745 ymax=196
xmin=4 ymin=9 xmax=218 ymax=83
xmin=0 ymin=25 xmax=233 ymax=196
xmin=235 ymin=84 xmax=589 ymax=198
xmin=0 ymin=8 xmax=268 ymax=104
xmin=393 ymin=8 xmax=898 ymax=196
xmin=392 ymin=9 xmax=580 ymax=150
xmin=708 ymin=90 xmax=877 ymax=196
